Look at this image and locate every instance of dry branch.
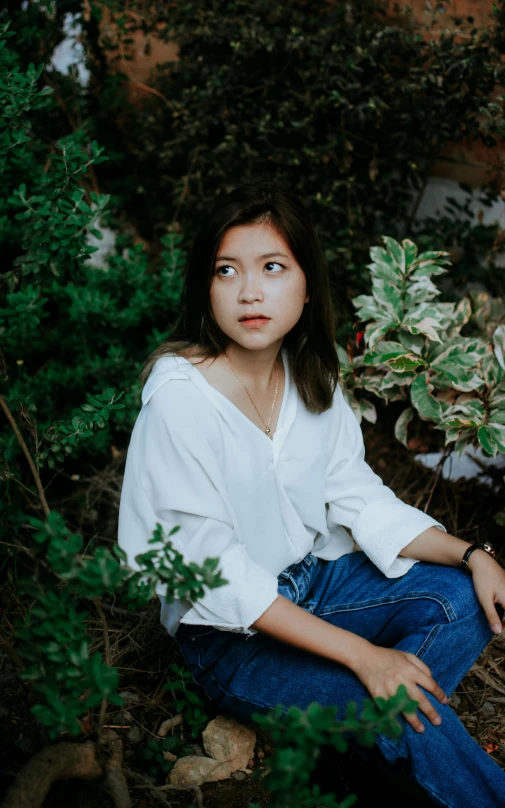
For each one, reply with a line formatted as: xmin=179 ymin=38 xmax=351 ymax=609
xmin=2 ymin=731 xmax=130 ymax=808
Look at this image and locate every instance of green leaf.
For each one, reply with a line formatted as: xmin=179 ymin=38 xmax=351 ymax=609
xmin=336 ymin=343 xmax=352 ymax=370
xmin=381 ymin=236 xmax=405 ymax=273
xmin=388 ymin=355 xmax=425 ymax=372
xmin=405 ymin=317 xmax=443 ymax=343
xmin=410 ymin=373 xmax=442 ymax=421
xmin=493 ymin=325 xmax=505 ymax=370
xmin=486 ymin=422 xmax=505 ymax=452
xmin=412 ymin=250 xmax=451 ymax=264
xmin=394 ymin=407 xmax=414 ymax=448
xmin=365 ymin=320 xmax=393 ymax=350
xmin=372 ymin=280 xmax=403 ymax=320
xmin=478 ymin=426 xmax=499 ymax=457
xmin=368 ymin=246 xmax=397 ymax=271
xmin=359 ymin=398 xmax=377 ymax=424
xmin=494 ymin=508 xmax=505 ymax=527
xmin=398 ymin=330 xmax=424 ymax=355
xmin=363 ymin=341 xmax=409 ymax=365
xmin=402 ymin=239 xmax=418 ymax=268
xmin=410 ymin=261 xmax=448 ymax=279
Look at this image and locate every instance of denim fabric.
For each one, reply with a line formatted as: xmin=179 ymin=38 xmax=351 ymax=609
xmin=174 ymin=550 xmax=505 ymax=807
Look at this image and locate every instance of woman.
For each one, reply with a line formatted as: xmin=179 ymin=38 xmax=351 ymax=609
xmin=118 ymin=180 xmax=505 ymax=807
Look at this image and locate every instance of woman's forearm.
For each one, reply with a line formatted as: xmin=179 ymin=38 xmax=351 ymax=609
xmin=251 ymin=593 xmax=372 ymax=671
xmin=400 ymin=526 xmax=473 ymax=567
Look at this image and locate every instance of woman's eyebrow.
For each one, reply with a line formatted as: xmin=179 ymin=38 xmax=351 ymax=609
xmin=215 ymin=252 xmax=290 ymax=261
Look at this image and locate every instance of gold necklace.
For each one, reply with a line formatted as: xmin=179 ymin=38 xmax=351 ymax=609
xmin=223 ymin=353 xmax=280 ymax=434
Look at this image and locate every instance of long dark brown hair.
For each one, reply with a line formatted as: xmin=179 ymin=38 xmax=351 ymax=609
xmin=140 ymin=180 xmax=340 ymax=413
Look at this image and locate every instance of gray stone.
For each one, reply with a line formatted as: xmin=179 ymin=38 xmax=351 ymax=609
xmin=481 ymin=701 xmax=496 ymax=716
xmin=169 ymin=755 xmax=236 ymax=785
xmin=126 ymin=725 xmax=143 ymax=744
xmin=118 ymin=690 xmax=142 ymax=703
xmin=202 ymin=715 xmax=256 ymax=767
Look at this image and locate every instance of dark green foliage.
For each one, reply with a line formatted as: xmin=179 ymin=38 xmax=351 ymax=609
xmin=163 ymin=662 xmax=210 ymax=740
xmin=249 ymin=684 xmax=418 ymax=808
xmin=87 ymin=0 xmax=505 ymax=303
xmin=12 ymin=511 xmax=226 ymax=739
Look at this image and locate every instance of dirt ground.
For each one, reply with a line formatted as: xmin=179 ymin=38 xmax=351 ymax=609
xmin=1 ymin=409 xmax=504 ymax=807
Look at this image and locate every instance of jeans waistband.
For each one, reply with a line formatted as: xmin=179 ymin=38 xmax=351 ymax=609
xmin=279 ymin=551 xmax=316 ymax=578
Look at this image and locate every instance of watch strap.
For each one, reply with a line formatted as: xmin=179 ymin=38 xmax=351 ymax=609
xmin=461 ymin=542 xmax=496 ymax=574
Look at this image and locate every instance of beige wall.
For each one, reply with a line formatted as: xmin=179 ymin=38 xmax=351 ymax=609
xmin=400 ymin=0 xmax=495 ymax=31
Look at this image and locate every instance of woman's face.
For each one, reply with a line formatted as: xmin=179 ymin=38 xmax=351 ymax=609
xmin=209 ymin=221 xmax=310 ymax=352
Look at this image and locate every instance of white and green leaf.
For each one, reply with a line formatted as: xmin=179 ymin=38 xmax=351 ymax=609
xmin=365 ymin=320 xmax=394 ymax=350
xmin=358 ymin=398 xmax=377 ymax=424
xmin=381 ymin=235 xmax=406 ymax=273
xmin=402 ymin=239 xmax=418 ymax=268
xmin=410 ymin=372 xmax=443 ymax=421
xmin=478 ymin=426 xmax=499 ymax=457
xmin=394 ymin=406 xmax=414 ymax=448
xmin=493 ymin=324 xmax=505 ymax=370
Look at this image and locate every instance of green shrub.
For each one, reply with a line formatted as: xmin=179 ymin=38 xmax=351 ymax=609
xmin=339 ymin=235 xmax=505 ymax=461
xmin=338 ymin=235 xmax=505 ymax=528
xmin=86 ymin=0 xmax=505 ymax=302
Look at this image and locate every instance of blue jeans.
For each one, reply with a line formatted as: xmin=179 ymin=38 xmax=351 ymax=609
xmin=174 ymin=550 xmax=505 ymax=807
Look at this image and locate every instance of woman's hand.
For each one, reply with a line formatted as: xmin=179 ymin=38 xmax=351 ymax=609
xmin=468 ymin=550 xmax=505 ymax=634
xmin=352 ymin=645 xmax=449 ymax=733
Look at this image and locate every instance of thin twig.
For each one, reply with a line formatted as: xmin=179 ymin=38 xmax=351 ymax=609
xmin=422 ymin=445 xmax=451 ymax=514
xmin=123 ymin=768 xmax=175 ymax=807
xmin=0 ymin=395 xmax=50 ymax=517
xmin=0 ymin=636 xmax=25 ymax=671
xmin=93 ymin=597 xmax=111 ymax=735
xmin=131 ymin=781 xmax=204 ymax=808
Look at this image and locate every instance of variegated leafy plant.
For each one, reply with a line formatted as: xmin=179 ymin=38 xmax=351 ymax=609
xmin=338 ymin=236 xmax=505 ymax=463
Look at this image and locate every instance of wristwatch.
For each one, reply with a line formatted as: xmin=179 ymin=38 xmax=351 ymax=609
xmin=461 ymin=542 xmax=496 ymax=574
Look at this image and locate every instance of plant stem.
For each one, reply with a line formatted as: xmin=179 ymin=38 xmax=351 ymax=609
xmin=93 ymin=597 xmax=111 ymax=735
xmin=0 ymin=394 xmax=50 ymax=517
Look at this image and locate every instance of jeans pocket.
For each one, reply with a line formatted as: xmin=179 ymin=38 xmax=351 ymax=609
xmin=189 ymin=626 xmax=234 ymax=671
xmin=278 ymin=553 xmax=318 ymax=605
xmin=277 ymin=571 xmax=299 ymax=603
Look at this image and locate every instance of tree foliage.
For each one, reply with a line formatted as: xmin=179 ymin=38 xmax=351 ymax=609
xmin=85 ymin=0 xmax=505 ymax=299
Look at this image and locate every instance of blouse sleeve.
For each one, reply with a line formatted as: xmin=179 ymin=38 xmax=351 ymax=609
xmin=131 ymin=379 xmax=279 ymax=636
xmin=324 ymin=384 xmax=446 ymax=578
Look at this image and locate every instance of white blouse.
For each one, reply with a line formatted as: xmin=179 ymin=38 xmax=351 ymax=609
xmin=117 ymin=346 xmax=446 ymax=638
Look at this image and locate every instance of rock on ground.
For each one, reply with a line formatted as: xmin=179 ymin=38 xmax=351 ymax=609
xmin=168 ymin=715 xmax=256 ymax=786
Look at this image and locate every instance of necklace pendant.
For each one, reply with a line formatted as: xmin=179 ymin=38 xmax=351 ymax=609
xmin=265 ymin=427 xmax=271 ymax=434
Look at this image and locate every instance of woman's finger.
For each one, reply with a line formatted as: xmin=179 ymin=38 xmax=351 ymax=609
xmin=480 ymin=593 xmax=503 ymax=634
xmin=401 ymin=687 xmax=442 ymax=730
xmin=406 ymin=652 xmax=431 ymax=675
xmin=402 ymin=709 xmax=425 ymax=733
xmin=415 ymin=689 xmax=442 ymax=727
xmin=413 ymin=669 xmax=448 ymax=705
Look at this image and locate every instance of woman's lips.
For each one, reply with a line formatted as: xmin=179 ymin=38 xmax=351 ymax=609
xmin=240 ymin=318 xmax=270 ymax=328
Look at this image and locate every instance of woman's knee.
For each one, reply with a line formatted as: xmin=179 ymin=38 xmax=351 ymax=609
xmin=413 ymin=562 xmax=482 ymax=622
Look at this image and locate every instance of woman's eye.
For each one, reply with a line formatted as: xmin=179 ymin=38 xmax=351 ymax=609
xmin=215 ymin=262 xmax=285 ymax=276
